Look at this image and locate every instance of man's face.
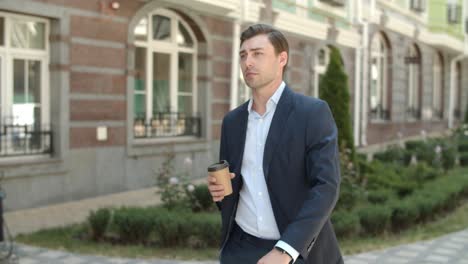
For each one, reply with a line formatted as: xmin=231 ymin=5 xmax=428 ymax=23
xmin=239 ymin=34 xmax=286 ymax=90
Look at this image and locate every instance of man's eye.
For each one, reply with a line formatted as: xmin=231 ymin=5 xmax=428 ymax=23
xmin=254 ymin=52 xmax=262 ymax=56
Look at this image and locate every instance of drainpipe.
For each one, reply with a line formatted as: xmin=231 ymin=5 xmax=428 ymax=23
xmin=356 ymin=0 xmax=371 ymax=146
xmin=449 ymin=54 xmax=466 ymax=128
xmin=448 ymin=1 xmax=468 ymax=128
xmin=229 ymin=21 xmax=241 ymax=110
xmin=230 ymin=0 xmax=247 ymax=110
xmin=353 ymin=0 xmax=362 ymax=147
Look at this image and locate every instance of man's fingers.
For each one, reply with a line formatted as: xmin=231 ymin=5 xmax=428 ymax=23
xmin=207 ymin=175 xmax=217 ymax=184
xmin=208 ymin=184 xmax=224 ymax=191
xmin=230 ymin=173 xmax=235 ymax=179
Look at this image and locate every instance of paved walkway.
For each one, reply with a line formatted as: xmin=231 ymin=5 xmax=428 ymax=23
xmin=3 ymin=227 xmax=468 ymax=264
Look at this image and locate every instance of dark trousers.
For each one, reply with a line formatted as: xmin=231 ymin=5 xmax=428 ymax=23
xmin=220 ymin=222 xmax=279 ymax=264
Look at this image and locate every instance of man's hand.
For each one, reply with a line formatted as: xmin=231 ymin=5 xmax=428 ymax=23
xmin=207 ymin=173 xmax=235 ymax=202
xmin=257 ymin=248 xmax=292 ymax=264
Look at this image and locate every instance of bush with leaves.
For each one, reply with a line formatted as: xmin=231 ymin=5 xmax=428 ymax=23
xmin=87 ymin=208 xmax=111 ymax=241
xmin=319 ymin=46 xmax=355 ymax=160
xmin=358 ymin=205 xmax=392 ymax=235
xmin=186 ymin=184 xmax=215 ymax=212
xmin=331 ymin=210 xmax=360 ymax=237
xmin=113 ymin=207 xmax=155 ymax=244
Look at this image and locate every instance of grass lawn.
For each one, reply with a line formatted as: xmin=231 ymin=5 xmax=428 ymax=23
xmin=15 ymin=199 xmax=468 ymax=260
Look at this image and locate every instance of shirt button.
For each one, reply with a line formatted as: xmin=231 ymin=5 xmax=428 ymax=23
xmin=258 ymin=192 xmax=262 ymax=196
xmin=259 ymin=217 xmax=263 ymax=221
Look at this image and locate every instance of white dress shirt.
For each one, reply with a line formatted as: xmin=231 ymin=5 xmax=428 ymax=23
xmin=235 ymin=81 xmax=299 ymax=262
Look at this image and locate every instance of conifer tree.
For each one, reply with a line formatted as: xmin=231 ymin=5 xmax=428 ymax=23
xmin=319 ymin=46 xmax=355 ymax=157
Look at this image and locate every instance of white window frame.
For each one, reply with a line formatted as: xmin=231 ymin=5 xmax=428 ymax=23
xmin=432 ymin=53 xmax=443 ymax=119
xmin=313 ymin=46 xmax=330 ymax=98
xmin=133 ymin=9 xmax=198 ymax=126
xmin=0 ymin=12 xmax=50 ymax=127
xmin=406 ymin=44 xmax=420 ymax=120
xmin=369 ymin=33 xmax=388 ymax=121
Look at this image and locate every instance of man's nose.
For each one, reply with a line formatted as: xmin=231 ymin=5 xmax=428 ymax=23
xmin=243 ymin=54 xmax=253 ymax=68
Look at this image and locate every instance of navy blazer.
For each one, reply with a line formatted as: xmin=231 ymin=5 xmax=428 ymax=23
xmin=218 ymin=85 xmax=343 ymax=264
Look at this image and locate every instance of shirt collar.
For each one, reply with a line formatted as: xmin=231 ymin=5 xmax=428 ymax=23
xmin=247 ymin=81 xmax=286 ymax=114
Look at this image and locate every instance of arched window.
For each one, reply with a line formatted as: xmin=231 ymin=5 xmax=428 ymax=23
xmin=405 ymin=44 xmax=421 ymax=120
xmin=313 ymin=46 xmax=330 ymax=98
xmin=0 ymin=12 xmax=51 ymax=156
xmin=369 ymin=33 xmax=389 ymax=121
xmin=432 ymin=53 xmax=444 ymax=119
xmin=133 ymin=9 xmax=198 ymax=138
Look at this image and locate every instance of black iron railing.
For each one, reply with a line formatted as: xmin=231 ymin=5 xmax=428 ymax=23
xmin=406 ymin=107 xmax=422 ymax=120
xmin=432 ymin=109 xmax=443 ymax=120
xmin=370 ymin=106 xmax=390 ymax=121
xmin=134 ymin=112 xmax=201 ymax=138
xmin=0 ymin=124 xmax=53 ymax=157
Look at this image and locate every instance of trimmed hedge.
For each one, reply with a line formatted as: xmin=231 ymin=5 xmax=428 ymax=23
xmin=339 ymin=168 xmax=468 ymax=237
xmin=459 ymin=152 xmax=468 ymax=166
xmin=87 ymin=208 xmax=110 ymax=241
xmin=331 ymin=210 xmax=360 ymax=237
xmin=87 ymin=206 xmax=221 ymax=248
xmin=113 ymin=207 xmax=156 ymax=244
xmin=358 ymin=205 xmax=392 ymax=235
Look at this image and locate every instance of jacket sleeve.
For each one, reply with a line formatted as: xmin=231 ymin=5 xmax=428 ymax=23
xmin=279 ymin=100 xmax=341 ymax=259
xmin=215 ymin=117 xmax=229 ymax=210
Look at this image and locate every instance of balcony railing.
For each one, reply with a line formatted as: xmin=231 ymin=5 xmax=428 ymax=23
xmin=410 ymin=0 xmax=425 ymax=12
xmin=318 ymin=0 xmax=345 ymax=7
xmin=134 ymin=112 xmax=201 ymax=138
xmin=370 ymin=106 xmax=391 ymax=121
xmin=0 ymin=124 xmax=53 ymax=157
xmin=406 ymin=107 xmax=422 ymax=120
xmin=432 ymin=109 xmax=443 ymax=120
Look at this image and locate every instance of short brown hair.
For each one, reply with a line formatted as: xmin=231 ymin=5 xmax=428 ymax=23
xmin=240 ymin=24 xmax=289 ymax=75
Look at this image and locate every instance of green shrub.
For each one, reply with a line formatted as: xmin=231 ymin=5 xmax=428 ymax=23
xmin=390 ymin=199 xmax=420 ymax=230
xmin=319 ymin=46 xmax=355 ymax=159
xmin=190 ymin=213 xmax=222 ymax=247
xmin=458 ymin=141 xmax=468 ymax=152
xmin=406 ymin=163 xmax=440 ymax=183
xmin=332 ymin=210 xmax=360 ymax=237
xmin=113 ymin=207 xmax=155 ymax=244
xmin=186 ymin=184 xmax=215 ymax=212
xmin=459 ymin=153 xmax=468 ymax=166
xmin=373 ymin=145 xmax=407 ymax=165
xmin=87 ymin=208 xmax=111 ymax=241
xmin=367 ymin=189 xmax=395 ymax=204
xmin=442 ymin=145 xmax=456 ymax=170
xmin=335 ymin=178 xmax=364 ymax=210
xmin=405 ymin=140 xmax=426 ymax=151
xmin=366 ymin=161 xmax=417 ymax=197
xmin=358 ymin=205 xmax=391 ymax=235
xmin=154 ymin=210 xmax=193 ymax=247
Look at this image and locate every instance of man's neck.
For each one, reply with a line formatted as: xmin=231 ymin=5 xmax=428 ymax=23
xmin=251 ymin=79 xmax=282 ymax=115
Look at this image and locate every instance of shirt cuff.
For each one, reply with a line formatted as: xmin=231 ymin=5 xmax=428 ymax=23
xmin=275 ymin=240 xmax=300 ymax=263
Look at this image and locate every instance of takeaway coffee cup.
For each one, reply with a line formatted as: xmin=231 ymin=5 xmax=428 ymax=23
xmin=208 ymin=160 xmax=232 ymax=196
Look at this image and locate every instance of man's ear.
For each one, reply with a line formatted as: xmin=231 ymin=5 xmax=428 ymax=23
xmin=279 ymin=51 xmax=288 ymax=67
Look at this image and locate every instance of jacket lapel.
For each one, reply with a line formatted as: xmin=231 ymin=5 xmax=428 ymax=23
xmin=263 ymin=86 xmax=294 ymax=180
xmin=232 ymin=102 xmax=249 ymax=189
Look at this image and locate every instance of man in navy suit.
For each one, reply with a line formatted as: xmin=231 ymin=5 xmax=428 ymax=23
xmin=208 ymin=24 xmax=343 ymax=264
